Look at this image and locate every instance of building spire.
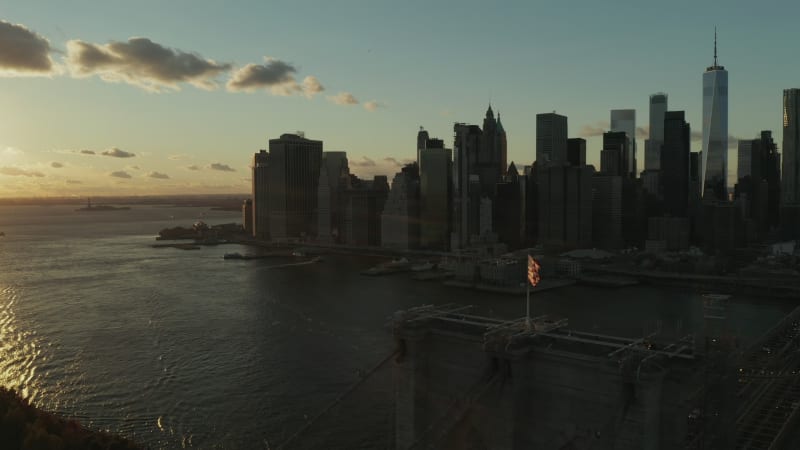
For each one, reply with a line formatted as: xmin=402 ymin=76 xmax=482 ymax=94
xmin=714 ymin=26 xmax=718 ymax=66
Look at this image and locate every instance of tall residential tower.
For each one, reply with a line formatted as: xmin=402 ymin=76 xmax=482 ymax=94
xmin=701 ymin=29 xmax=729 ymax=200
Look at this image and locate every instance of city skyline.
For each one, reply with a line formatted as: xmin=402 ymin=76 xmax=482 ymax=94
xmin=2 ymin=1 xmax=800 ymax=197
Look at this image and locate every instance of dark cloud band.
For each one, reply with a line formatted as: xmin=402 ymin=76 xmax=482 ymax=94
xmin=67 ymin=37 xmax=230 ymax=91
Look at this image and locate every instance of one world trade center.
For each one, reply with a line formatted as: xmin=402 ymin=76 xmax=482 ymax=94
xmin=702 ymin=29 xmax=729 ymax=200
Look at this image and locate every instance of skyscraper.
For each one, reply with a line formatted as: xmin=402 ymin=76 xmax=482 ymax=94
xmin=267 ymin=133 xmax=323 ymax=240
xmin=701 ymin=30 xmax=729 ymax=200
xmin=645 ymin=93 xmax=667 ymax=171
xmin=610 ymin=109 xmax=636 ymax=177
xmin=419 ymin=146 xmax=452 ymax=250
xmin=783 ymin=88 xmax=800 ymax=205
xmin=600 ymin=131 xmax=629 ymax=176
xmin=536 ymin=113 xmax=568 ymax=166
xmin=381 ymin=163 xmax=420 ymax=249
xmin=567 ymin=138 xmax=586 ymax=167
xmin=661 ymin=111 xmax=691 ymax=217
xmin=252 ymin=149 xmax=270 ymax=239
xmin=452 ymin=123 xmax=483 ymax=249
xmin=316 ymin=151 xmax=350 ymax=243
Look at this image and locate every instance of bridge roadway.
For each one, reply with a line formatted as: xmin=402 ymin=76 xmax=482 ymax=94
xmin=734 ymin=305 xmax=800 ymax=449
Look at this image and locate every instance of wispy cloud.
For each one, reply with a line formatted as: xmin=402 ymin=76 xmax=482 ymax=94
xmin=327 ymin=91 xmax=358 ymax=105
xmin=110 ymin=170 xmax=132 ymax=179
xmin=186 ymin=164 xmax=200 ymax=171
xmin=101 ymin=147 xmax=135 ymax=158
xmin=0 ymin=20 xmax=55 ymax=76
xmin=66 ymin=37 xmax=230 ymax=92
xmin=350 ymin=156 xmax=376 ymax=168
xmin=209 ymin=163 xmax=235 ymax=172
xmin=227 ymin=57 xmax=324 ymax=98
xmin=579 ymin=121 xmax=608 ymax=138
xmin=0 ymin=166 xmax=44 ymax=177
xmin=51 ymin=161 xmax=64 ymax=168
xmin=80 ymin=149 xmax=96 ymax=155
xmin=147 ymin=171 xmax=170 ymax=179
xmin=363 ymin=100 xmax=384 ymax=112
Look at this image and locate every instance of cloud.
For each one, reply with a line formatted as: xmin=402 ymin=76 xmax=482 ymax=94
xmin=101 ymin=147 xmax=135 ymax=158
xmin=350 ymin=156 xmax=376 ymax=168
xmin=383 ymin=157 xmax=402 ymax=167
xmin=147 ymin=171 xmax=170 ymax=179
xmin=0 ymin=20 xmax=55 ymax=75
xmin=209 ymin=163 xmax=235 ymax=172
xmin=66 ymin=37 xmax=230 ymax=92
xmin=168 ymin=153 xmax=188 ymax=161
xmin=226 ymin=57 xmax=323 ymax=98
xmin=110 ymin=170 xmax=132 ymax=179
xmin=636 ymin=126 xmax=649 ymax=139
xmin=130 ymin=165 xmax=140 ymax=170
xmin=66 ymin=180 xmax=82 ymax=184
xmin=579 ymin=122 xmax=608 ymax=138
xmin=80 ymin=149 xmax=96 ymax=155
xmin=0 ymin=166 xmax=45 ymax=177
xmin=363 ymin=100 xmax=384 ymax=112
xmin=301 ymin=76 xmax=324 ymax=98
xmin=327 ymin=91 xmax=358 ymax=105
xmin=186 ymin=164 xmax=200 ymax=171
xmin=51 ymin=162 xmax=64 ymax=168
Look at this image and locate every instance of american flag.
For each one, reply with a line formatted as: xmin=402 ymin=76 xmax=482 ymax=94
xmin=527 ymin=255 xmax=541 ymax=287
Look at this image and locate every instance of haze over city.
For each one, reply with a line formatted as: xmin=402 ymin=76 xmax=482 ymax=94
xmin=0 ymin=0 xmax=798 ymax=198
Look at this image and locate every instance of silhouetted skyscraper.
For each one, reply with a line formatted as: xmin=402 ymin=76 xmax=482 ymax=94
xmin=452 ymin=123 xmax=483 ymax=249
xmin=267 ymin=133 xmax=323 ymax=240
xmin=316 ymin=151 xmax=350 ymax=243
xmin=600 ymin=131 xmax=629 ymax=176
xmin=567 ymin=138 xmax=586 ymax=166
xmin=419 ymin=146 xmax=452 ymax=250
xmin=661 ymin=111 xmax=691 ymax=217
xmin=538 ymin=164 xmax=594 ymax=248
xmin=536 ymin=113 xmax=568 ymax=166
xmin=702 ymin=29 xmax=729 ymax=200
xmin=252 ymin=149 xmax=270 ymax=239
xmin=346 ymin=175 xmax=388 ymax=246
xmin=645 ymin=93 xmax=668 ymax=171
xmin=382 ymin=163 xmax=420 ymax=249
xmin=736 ymin=131 xmax=781 ymax=234
xmin=784 ymin=88 xmax=800 ymax=205
xmin=610 ymin=109 xmax=636 ymax=177
xmin=495 ymin=162 xmax=525 ymax=249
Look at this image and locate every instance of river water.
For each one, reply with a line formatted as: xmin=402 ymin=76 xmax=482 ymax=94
xmin=0 ymin=205 xmax=794 ymax=448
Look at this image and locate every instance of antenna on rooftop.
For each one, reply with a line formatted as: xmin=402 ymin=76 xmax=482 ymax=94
xmin=713 ymin=27 xmax=718 ymax=66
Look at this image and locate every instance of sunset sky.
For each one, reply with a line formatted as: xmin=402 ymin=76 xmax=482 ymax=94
xmin=1 ymin=0 xmax=798 ymax=197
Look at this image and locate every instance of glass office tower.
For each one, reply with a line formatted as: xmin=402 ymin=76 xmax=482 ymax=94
xmin=701 ymin=31 xmax=729 ymax=200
